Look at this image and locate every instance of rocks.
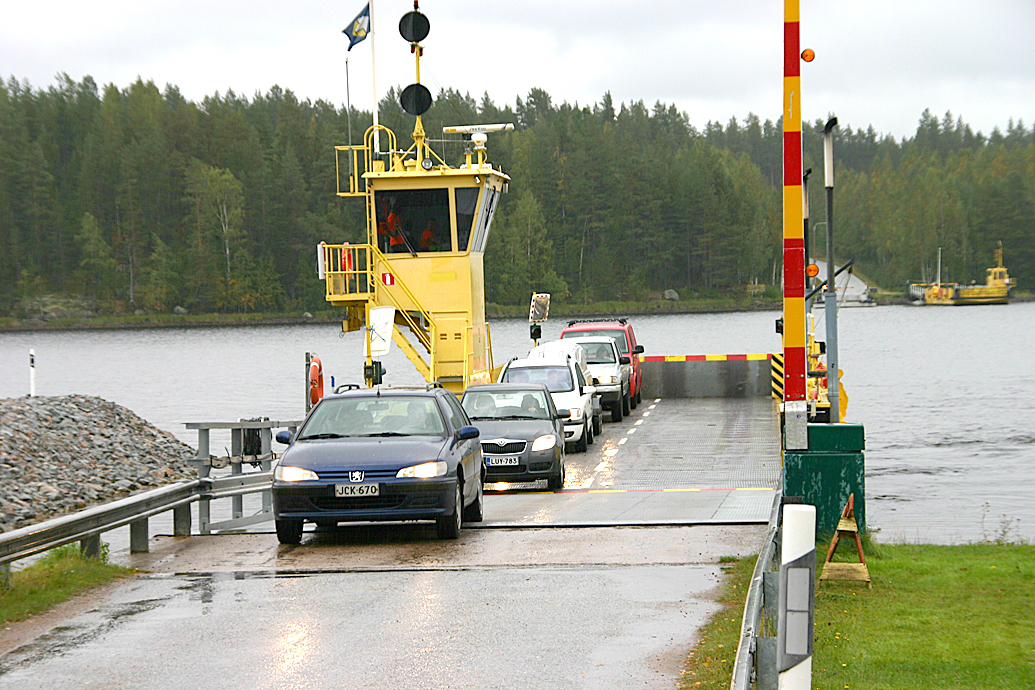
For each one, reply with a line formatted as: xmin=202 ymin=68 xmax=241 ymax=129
xmin=173 ymin=306 xmax=189 ymax=315
xmin=0 ymin=395 xmax=196 ymax=533
xmin=663 ymin=289 xmax=680 ymax=301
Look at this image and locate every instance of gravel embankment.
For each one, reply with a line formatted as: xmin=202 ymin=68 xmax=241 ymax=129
xmin=0 ymin=395 xmax=196 ymax=532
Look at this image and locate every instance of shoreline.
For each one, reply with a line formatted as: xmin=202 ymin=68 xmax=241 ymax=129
xmin=0 ymin=298 xmax=895 ymax=333
xmin=5 ymin=294 xmax=1031 ymax=333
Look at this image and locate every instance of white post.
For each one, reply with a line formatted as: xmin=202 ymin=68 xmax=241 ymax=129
xmin=29 ymin=349 xmax=36 ymax=396
xmin=778 ymin=504 xmax=815 ymax=689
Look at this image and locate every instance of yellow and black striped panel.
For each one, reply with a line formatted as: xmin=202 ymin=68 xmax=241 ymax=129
xmin=771 ymin=352 xmax=784 ymax=399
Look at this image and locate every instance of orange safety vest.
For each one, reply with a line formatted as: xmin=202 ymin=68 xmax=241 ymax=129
xmin=420 ymin=226 xmax=435 ymax=250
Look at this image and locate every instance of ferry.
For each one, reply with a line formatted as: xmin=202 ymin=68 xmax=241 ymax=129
xmin=909 ymin=243 xmax=1013 ymax=306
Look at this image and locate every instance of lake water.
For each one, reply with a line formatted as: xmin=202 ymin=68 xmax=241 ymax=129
xmin=2 ymin=302 xmax=1033 ymax=545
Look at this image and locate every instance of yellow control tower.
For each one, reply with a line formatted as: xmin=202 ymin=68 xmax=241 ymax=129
xmin=320 ymin=6 xmax=510 ymax=394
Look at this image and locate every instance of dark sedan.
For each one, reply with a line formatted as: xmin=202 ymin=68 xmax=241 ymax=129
xmin=460 ymin=383 xmax=567 ymax=490
xmin=272 ymin=386 xmax=484 ymax=543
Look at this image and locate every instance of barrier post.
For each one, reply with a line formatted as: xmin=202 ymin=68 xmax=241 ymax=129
xmin=231 ymin=428 xmax=244 ymax=519
xmin=29 ymin=349 xmax=37 ymax=397
xmin=130 ymin=518 xmax=149 ymax=553
xmin=173 ymin=504 xmax=192 ymax=536
xmin=778 ymin=504 xmax=815 ymax=689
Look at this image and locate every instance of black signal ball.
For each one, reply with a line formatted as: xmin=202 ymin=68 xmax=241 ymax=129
xmin=399 ymin=11 xmax=430 ymax=43
xmin=400 ymin=83 xmax=433 ymax=116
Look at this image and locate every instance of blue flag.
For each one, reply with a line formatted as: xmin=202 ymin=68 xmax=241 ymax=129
xmin=344 ymin=4 xmax=371 ymax=51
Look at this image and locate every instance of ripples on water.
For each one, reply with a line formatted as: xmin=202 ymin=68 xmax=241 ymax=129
xmin=1 ymin=302 xmax=1032 ymax=544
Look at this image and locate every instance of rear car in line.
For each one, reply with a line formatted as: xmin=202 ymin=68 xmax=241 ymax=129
xmin=559 ymin=335 xmax=631 ymax=421
xmin=560 ymin=318 xmax=645 ymax=407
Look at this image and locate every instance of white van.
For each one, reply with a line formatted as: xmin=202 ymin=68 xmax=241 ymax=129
xmin=560 ymin=336 xmax=631 ymax=422
xmin=528 ymin=341 xmax=603 ymax=435
xmin=497 ymin=350 xmax=598 ymax=452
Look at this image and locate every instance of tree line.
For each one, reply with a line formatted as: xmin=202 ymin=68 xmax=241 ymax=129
xmin=1 ymin=74 xmax=1032 ymax=314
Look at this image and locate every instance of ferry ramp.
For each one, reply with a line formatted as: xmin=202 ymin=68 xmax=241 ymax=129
xmin=482 ymin=396 xmax=781 ymax=526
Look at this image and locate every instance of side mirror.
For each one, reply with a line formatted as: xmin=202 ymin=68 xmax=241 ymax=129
xmin=555 ymin=409 xmax=570 ymax=419
xmin=275 ymin=430 xmax=293 ymax=444
xmin=592 ymin=377 xmax=600 ymax=385
xmin=633 ymin=344 xmax=644 ymax=354
xmin=456 ymin=425 xmax=480 ymax=441
xmin=619 ymin=355 xmax=630 ymax=365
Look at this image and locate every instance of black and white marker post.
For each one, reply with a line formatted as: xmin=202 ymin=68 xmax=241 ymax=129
xmin=778 ymin=503 xmax=816 ymax=689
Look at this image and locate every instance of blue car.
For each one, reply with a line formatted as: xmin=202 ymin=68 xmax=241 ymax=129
xmin=272 ymin=385 xmax=484 ymax=543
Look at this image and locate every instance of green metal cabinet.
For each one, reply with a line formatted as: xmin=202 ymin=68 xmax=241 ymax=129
xmin=783 ymin=423 xmax=865 ymax=537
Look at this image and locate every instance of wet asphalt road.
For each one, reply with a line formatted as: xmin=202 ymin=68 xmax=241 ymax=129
xmin=0 ymin=399 xmax=778 ymax=689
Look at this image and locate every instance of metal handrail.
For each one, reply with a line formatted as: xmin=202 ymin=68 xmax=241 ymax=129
xmin=730 ymin=490 xmax=782 ymax=690
xmin=0 ymin=473 xmax=273 ymax=568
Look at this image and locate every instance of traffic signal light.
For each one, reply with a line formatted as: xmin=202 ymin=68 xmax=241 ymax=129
xmin=364 ymin=361 xmax=386 ymax=385
xmin=530 ymin=323 xmax=542 ymax=340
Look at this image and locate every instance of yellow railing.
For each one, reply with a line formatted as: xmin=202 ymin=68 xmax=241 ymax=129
xmin=321 ymin=242 xmax=437 ymax=357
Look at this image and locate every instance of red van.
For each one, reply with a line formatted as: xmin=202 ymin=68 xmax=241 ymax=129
xmin=559 ymin=319 xmax=645 ymax=409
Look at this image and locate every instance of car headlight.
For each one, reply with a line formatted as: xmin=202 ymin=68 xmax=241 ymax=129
xmin=274 ymin=465 xmax=319 ymax=482
xmin=397 ymin=461 xmax=447 ymax=478
xmin=596 ymin=375 xmax=615 ymax=384
xmin=568 ymin=408 xmax=584 ymax=421
xmin=531 ymin=434 xmax=557 ymax=452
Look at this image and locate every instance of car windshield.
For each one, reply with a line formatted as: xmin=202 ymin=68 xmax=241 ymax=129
xmin=563 ymin=329 xmax=628 ymax=353
xmin=299 ymin=396 xmax=446 ymax=438
xmin=500 ymin=366 xmax=573 ymax=393
xmin=462 ymin=390 xmax=552 ymax=420
xmin=580 ymin=343 xmax=616 ymax=364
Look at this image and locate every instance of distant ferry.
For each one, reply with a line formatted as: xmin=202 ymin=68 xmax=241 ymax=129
xmin=908 ymin=243 xmax=1013 ymax=306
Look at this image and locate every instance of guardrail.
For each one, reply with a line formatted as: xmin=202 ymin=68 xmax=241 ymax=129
xmin=730 ymin=491 xmax=784 ymax=690
xmin=0 ymin=418 xmax=300 ymax=587
xmin=0 ymin=472 xmax=275 ymax=587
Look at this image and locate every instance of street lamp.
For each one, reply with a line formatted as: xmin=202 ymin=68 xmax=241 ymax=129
xmin=823 ymin=116 xmax=840 ymax=423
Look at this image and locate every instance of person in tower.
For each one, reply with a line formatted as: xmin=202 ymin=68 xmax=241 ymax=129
xmin=420 ymin=218 xmax=438 ymax=251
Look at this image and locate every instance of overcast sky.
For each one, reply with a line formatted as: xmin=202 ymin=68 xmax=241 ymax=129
xmin=3 ymin=0 xmax=1033 ymax=140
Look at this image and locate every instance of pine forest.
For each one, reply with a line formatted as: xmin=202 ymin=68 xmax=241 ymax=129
xmin=1 ymin=75 xmax=1032 ymax=316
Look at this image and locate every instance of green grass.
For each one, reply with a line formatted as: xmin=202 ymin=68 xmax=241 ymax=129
xmin=681 ymin=542 xmax=1035 ymax=689
xmin=0 ymin=545 xmax=133 ymax=624
xmin=679 ymin=556 xmax=752 ymax=689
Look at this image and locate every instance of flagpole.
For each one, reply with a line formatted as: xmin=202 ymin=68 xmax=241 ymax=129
xmin=345 ymin=58 xmax=354 ymax=174
xmin=370 ymin=0 xmax=380 ymax=155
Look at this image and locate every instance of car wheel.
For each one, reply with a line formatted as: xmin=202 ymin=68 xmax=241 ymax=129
xmin=585 ymin=417 xmax=594 ymax=445
xmin=612 ymin=400 xmax=623 ymax=422
xmin=575 ymin=423 xmax=588 ymax=452
xmin=592 ymin=410 xmax=602 ymax=436
xmin=436 ymin=481 xmax=462 ymax=539
xmin=622 ymin=392 xmax=631 ymax=416
xmin=630 ymin=388 xmax=638 ymax=409
xmin=463 ymin=475 xmax=484 ymax=522
xmin=636 ymin=388 xmax=642 ymax=405
xmin=276 ymin=518 xmax=303 ymax=545
xmin=548 ymin=457 xmax=565 ymax=490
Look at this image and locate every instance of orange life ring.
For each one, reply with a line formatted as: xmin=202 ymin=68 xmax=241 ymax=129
xmin=309 ymin=355 xmax=324 ymax=406
xmin=341 ymin=242 xmax=353 ymax=273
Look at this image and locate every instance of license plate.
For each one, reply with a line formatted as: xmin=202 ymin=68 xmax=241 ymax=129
xmin=335 ymin=483 xmax=380 ymax=497
xmin=486 ymin=456 xmax=519 ymax=466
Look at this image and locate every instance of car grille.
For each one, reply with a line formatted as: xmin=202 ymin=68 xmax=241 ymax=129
xmin=486 ymin=463 xmax=526 ymax=475
xmin=317 ymin=469 xmax=399 ymax=482
xmin=482 ymin=440 xmax=526 ymax=454
xmin=310 ymin=495 xmax=407 ymax=511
